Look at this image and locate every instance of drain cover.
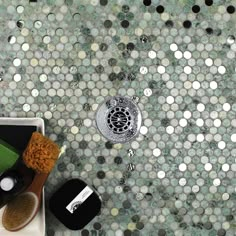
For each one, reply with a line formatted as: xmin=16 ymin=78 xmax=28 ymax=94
xmin=96 ymin=96 xmax=142 ymax=143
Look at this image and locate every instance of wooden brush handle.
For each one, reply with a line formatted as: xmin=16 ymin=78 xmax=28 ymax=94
xmin=27 ymin=172 xmax=49 ymax=197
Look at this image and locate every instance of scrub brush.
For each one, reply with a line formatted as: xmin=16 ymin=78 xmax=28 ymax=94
xmin=2 ymin=131 xmax=61 ymax=231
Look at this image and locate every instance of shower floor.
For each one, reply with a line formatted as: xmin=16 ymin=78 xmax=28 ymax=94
xmin=0 ymin=0 xmax=236 ymax=235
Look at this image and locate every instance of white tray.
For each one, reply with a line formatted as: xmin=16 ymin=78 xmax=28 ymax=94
xmin=0 ymin=117 xmax=45 ymax=236
xmin=0 ymin=118 xmax=44 ymax=134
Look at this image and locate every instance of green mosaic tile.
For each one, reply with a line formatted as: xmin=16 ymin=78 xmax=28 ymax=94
xmin=0 ymin=0 xmax=236 ymax=235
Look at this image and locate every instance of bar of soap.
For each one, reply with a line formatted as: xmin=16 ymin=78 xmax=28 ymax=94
xmin=0 ymin=139 xmax=19 ymax=173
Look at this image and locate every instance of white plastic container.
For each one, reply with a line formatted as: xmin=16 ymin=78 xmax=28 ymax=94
xmin=0 ymin=117 xmax=45 ymax=236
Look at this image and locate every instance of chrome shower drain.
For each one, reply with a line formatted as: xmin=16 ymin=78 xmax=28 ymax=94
xmin=96 ymin=96 xmax=142 ymax=143
xmin=107 ymin=107 xmax=131 ymax=134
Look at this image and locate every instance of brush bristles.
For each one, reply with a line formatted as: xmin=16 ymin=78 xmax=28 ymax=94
xmin=2 ymin=192 xmax=38 ymax=231
xmin=23 ymin=132 xmax=60 ymax=173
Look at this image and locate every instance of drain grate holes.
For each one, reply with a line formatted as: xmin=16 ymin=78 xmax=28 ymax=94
xmin=107 ymin=107 xmax=132 ymax=134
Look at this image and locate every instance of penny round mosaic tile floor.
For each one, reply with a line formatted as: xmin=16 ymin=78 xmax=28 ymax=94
xmin=0 ymin=0 xmax=236 ymax=235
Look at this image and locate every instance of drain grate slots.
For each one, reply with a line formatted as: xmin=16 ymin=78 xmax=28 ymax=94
xmin=107 ymin=107 xmax=131 ymax=134
xmin=96 ymin=96 xmax=142 ymax=143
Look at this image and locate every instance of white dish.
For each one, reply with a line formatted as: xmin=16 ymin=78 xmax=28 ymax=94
xmin=0 ymin=117 xmax=45 ymax=236
xmin=0 ymin=118 xmax=44 ymax=134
